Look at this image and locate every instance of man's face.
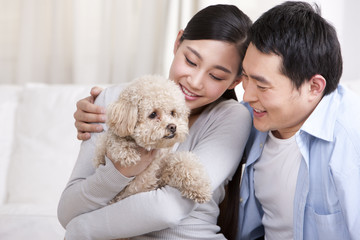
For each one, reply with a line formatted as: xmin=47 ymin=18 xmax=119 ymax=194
xmin=242 ymin=43 xmax=314 ymax=139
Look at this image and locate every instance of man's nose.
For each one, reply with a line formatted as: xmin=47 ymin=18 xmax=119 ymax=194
xmin=243 ymin=80 xmax=258 ymax=103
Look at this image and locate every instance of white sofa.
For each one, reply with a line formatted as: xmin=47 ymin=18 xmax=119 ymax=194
xmin=0 ymin=83 xmax=95 ymax=240
xmin=0 ymin=80 xmax=359 ymax=240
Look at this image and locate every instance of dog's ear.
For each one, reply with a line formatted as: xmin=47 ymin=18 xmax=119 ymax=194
xmin=106 ymin=98 xmax=138 ymax=137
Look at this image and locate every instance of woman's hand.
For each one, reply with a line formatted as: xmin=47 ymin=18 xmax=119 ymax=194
xmin=110 ymin=148 xmax=158 ymax=178
xmin=74 ymin=86 xmax=106 ymax=140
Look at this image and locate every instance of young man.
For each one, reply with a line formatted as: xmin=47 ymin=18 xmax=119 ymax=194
xmin=238 ymin=1 xmax=360 ymax=240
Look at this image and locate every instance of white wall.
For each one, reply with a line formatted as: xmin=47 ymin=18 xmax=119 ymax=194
xmin=0 ymin=0 xmax=358 ymax=84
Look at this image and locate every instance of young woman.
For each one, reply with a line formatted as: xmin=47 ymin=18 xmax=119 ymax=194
xmin=58 ymin=4 xmax=252 ymax=240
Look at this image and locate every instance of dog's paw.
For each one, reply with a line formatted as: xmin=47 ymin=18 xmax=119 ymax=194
xmin=161 ymin=151 xmax=213 ymax=203
xmin=181 ymin=183 xmax=212 ymax=203
xmin=108 ymin=146 xmax=141 ymax=167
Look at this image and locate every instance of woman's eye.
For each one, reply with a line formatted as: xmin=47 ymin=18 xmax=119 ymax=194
xmin=210 ymin=74 xmax=223 ymax=81
xmin=185 ymin=56 xmax=196 ymax=66
xmin=148 ymin=112 xmax=157 ymax=119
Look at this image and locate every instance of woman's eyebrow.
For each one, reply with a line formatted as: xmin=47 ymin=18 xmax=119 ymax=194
xmin=186 ymin=46 xmax=231 ymax=74
xmin=214 ymin=65 xmax=231 ymax=74
xmin=187 ymin=46 xmax=202 ymax=60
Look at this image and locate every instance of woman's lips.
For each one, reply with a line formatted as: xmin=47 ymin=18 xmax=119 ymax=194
xmin=180 ymin=85 xmax=199 ymax=100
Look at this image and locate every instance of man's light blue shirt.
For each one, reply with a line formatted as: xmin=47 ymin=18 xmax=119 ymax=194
xmin=238 ymin=84 xmax=360 ymax=240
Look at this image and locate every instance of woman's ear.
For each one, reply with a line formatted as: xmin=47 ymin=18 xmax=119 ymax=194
xmin=227 ymin=76 xmax=243 ymax=90
xmin=173 ymin=30 xmax=184 ymax=55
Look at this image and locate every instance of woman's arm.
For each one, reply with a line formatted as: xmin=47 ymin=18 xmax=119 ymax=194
xmin=58 ymin=86 xmax=134 ymax=227
xmin=58 ymin=85 xmax=196 ymax=239
xmin=65 ymin=186 xmax=195 ymax=240
xmin=60 ymin=96 xmax=251 ymax=239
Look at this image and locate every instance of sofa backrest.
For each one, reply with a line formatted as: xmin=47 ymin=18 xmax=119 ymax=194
xmin=0 ymin=83 xmax=95 ymax=208
xmin=0 ymin=85 xmax=21 ymax=204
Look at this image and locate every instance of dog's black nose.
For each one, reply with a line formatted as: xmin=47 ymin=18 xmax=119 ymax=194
xmin=167 ymin=124 xmax=176 ymax=133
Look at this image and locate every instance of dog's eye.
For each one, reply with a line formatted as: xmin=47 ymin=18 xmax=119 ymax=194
xmin=149 ymin=112 xmax=157 ymax=119
xmin=171 ymin=110 xmax=175 ymax=116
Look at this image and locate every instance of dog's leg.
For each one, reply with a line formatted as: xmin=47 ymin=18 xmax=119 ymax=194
xmin=93 ymin=133 xmax=107 ymax=167
xmin=111 ymin=157 xmax=162 ymax=202
xmin=160 ymin=152 xmax=212 ymax=203
xmin=106 ymin=137 xmax=141 ymax=167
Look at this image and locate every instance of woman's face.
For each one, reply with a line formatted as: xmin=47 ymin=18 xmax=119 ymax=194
xmin=168 ymin=31 xmax=241 ymax=115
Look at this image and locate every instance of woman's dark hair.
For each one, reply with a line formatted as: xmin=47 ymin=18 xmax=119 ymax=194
xmin=179 ymin=5 xmax=252 ymax=239
xmin=249 ymin=1 xmax=342 ymax=96
xmin=180 ymin=4 xmax=252 ymax=101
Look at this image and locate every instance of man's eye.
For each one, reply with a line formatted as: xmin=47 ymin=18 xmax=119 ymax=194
xmin=149 ymin=112 xmax=157 ymax=119
xmin=257 ymin=85 xmax=267 ymax=90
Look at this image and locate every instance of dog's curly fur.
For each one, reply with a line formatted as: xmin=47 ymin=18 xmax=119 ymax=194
xmin=94 ymin=75 xmax=212 ymax=204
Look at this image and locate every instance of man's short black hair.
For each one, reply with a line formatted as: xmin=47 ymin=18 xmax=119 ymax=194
xmin=248 ymin=1 xmax=342 ymax=95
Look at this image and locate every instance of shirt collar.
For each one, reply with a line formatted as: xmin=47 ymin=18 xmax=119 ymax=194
xmin=300 ymin=87 xmax=341 ymax=142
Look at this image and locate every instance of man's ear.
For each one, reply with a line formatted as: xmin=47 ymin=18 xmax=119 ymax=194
xmin=227 ymin=76 xmax=243 ymax=90
xmin=173 ymin=30 xmax=184 ymax=55
xmin=308 ymin=74 xmax=326 ymax=100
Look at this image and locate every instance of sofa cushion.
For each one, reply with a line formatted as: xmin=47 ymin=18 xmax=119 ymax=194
xmin=0 ymin=86 xmax=21 ymax=204
xmin=0 ymin=203 xmax=64 ymax=240
xmin=6 ymin=83 xmax=92 ymax=208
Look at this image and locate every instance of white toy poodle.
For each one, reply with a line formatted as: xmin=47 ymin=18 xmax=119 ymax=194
xmin=94 ymin=75 xmax=212 ymax=204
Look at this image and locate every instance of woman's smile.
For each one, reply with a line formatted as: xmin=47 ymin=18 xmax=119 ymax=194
xmin=180 ymin=84 xmax=200 ymax=100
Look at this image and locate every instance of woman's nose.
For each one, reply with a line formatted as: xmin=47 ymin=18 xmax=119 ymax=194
xmin=187 ymin=73 xmax=204 ymax=90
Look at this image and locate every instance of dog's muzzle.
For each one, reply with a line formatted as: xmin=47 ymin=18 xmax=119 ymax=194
xmin=164 ymin=124 xmax=176 ymax=139
xmin=167 ymin=124 xmax=176 ymax=133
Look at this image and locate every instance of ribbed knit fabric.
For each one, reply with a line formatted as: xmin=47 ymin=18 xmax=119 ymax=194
xmin=57 ymin=84 xmax=252 ymax=239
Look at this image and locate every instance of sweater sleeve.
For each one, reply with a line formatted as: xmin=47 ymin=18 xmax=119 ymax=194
xmin=57 ymin=86 xmax=135 ymax=227
xmin=65 ymin=186 xmax=195 ymax=239
xmin=61 ymin=139 xmax=196 ymax=239
xmin=58 ymin=93 xmax=251 ymax=239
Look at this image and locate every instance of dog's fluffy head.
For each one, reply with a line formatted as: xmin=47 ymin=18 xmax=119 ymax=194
xmin=107 ymin=75 xmax=190 ymax=150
